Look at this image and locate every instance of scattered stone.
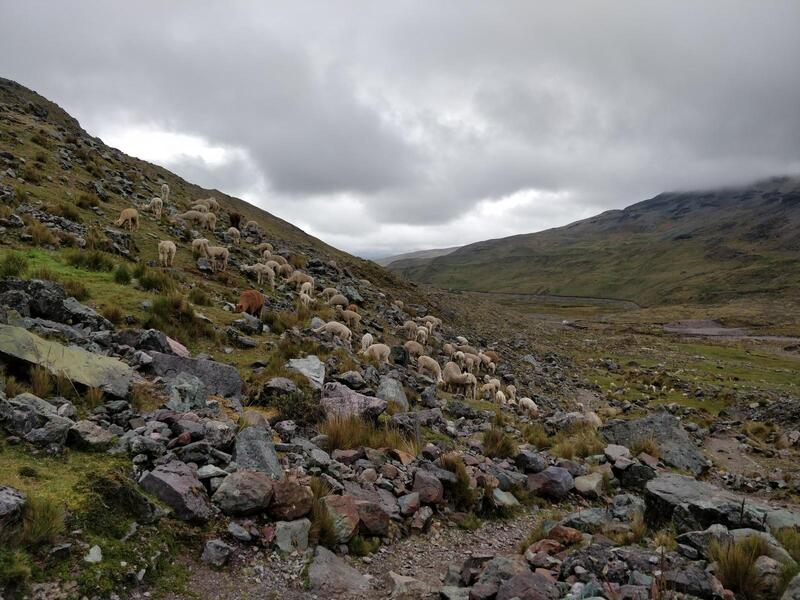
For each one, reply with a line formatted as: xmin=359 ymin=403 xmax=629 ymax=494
xmin=201 ymin=539 xmax=232 ymax=567
xmin=527 ymin=466 xmax=574 ymax=500
xmin=308 ymin=546 xmax=370 ymax=595
xmin=139 ymin=461 xmax=211 ymax=522
xmin=274 ymin=518 xmax=311 ymax=553
xmin=212 ymin=470 xmax=274 ymax=515
xmin=233 ymin=427 xmax=283 ymax=479
xmin=83 ymin=545 xmax=102 ymax=564
xmin=287 ymin=355 xmax=325 ymax=389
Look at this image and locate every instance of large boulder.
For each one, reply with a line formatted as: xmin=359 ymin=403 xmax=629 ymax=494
xmin=526 ymin=466 xmax=574 ymax=500
xmin=0 ymin=278 xmax=111 ymax=329
xmin=67 ymin=420 xmax=116 ymax=451
xmin=320 ymin=382 xmax=387 ymax=420
xmin=646 ymin=472 xmax=800 ymax=533
xmin=307 ymin=546 xmax=370 ymax=596
xmin=413 ymin=469 xmax=444 ymax=504
xmin=601 ymin=413 xmax=707 ymax=475
xmin=376 ymin=377 xmax=409 ymax=411
xmin=166 ymin=372 xmax=210 ymax=412
xmin=496 ymin=570 xmax=560 ymax=600
xmin=233 ymin=427 xmax=283 ymax=479
xmin=148 ymin=351 xmax=242 ymax=399
xmin=287 ymin=355 xmax=325 ymax=390
xmin=356 ymin=500 xmax=390 ymax=536
xmin=0 ymin=393 xmax=74 ymax=446
xmin=470 ymin=555 xmax=529 ymax=600
xmin=0 ymin=325 xmax=133 ymax=397
xmin=212 ymin=470 xmax=274 ymax=515
xmin=139 ymin=461 xmax=211 ymax=521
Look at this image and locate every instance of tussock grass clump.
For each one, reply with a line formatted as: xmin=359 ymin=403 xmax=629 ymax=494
xmin=309 ymin=477 xmax=337 ymax=549
xmin=144 ymin=293 xmax=215 ymax=344
xmin=130 ymin=382 xmax=162 ymax=412
xmin=55 ymin=372 xmax=76 ymax=399
xmin=348 ymin=535 xmax=380 ymax=556
xmin=30 ymin=365 xmax=52 ymax=398
xmin=630 ymin=437 xmax=661 ymax=458
xmin=319 ymin=414 xmax=419 ymax=455
xmin=775 ymin=528 xmax=800 ymax=563
xmin=482 ymin=427 xmax=518 ymax=459
xmin=113 ymin=264 xmax=131 ymax=285
xmin=652 ymin=527 xmax=677 ymax=551
xmin=457 ymin=513 xmax=482 ymax=531
xmin=3 ymin=376 xmax=24 ymax=398
xmin=19 ymin=165 xmax=42 ymax=185
xmin=102 ymin=305 xmax=123 ymax=325
xmin=188 ymin=287 xmax=212 ymax=306
xmin=439 ymin=452 xmax=477 ymax=510
xmin=0 ymin=252 xmax=28 ymax=278
xmin=48 ymin=202 xmax=81 ymax=222
xmin=602 ymin=512 xmax=648 ymax=546
xmin=84 ymin=387 xmax=104 ymax=409
xmin=65 ymin=249 xmax=114 ymax=272
xmin=522 ymin=423 xmax=552 ymax=449
xmin=551 ymin=427 xmax=605 ymax=460
xmin=137 ymin=267 xmax=176 ymax=293
xmin=262 ymin=309 xmax=308 ymax=335
xmin=62 ymin=279 xmax=90 ymax=301
xmin=709 ymin=535 xmax=771 ymax=600
xmin=24 ymin=218 xmax=57 ymax=246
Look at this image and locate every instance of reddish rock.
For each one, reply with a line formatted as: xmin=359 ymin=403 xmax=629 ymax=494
xmin=413 ymin=470 xmax=443 ymax=504
xmin=323 ymin=494 xmax=359 ymax=543
xmin=268 ymin=481 xmax=313 ymax=520
xmin=356 ymin=500 xmax=390 ymax=536
xmin=547 ymin=524 xmax=582 ymax=546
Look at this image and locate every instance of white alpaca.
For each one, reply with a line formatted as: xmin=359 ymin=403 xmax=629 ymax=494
xmin=146 ymin=197 xmax=163 ymax=219
xmin=191 ymin=238 xmax=210 ymax=258
xmin=158 ymin=240 xmax=176 ymax=267
xmin=360 ymin=333 xmax=374 ymax=353
xmin=161 ymin=183 xmax=170 ymax=205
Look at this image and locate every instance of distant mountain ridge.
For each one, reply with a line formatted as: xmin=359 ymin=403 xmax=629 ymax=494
xmin=376 ymin=246 xmax=460 ymax=267
xmin=387 ymin=176 xmax=800 ymax=305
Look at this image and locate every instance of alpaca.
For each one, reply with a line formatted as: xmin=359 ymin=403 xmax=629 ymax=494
xmin=161 ymin=183 xmax=170 ymax=205
xmin=418 ymin=355 xmax=443 ymax=383
xmin=228 ymin=212 xmax=243 ymax=229
xmin=191 ymin=238 xmax=210 ymax=258
xmin=228 ymin=227 xmax=241 ymax=245
xmin=360 ymin=343 xmax=390 ymax=364
xmin=235 ymin=290 xmax=266 ymax=316
xmin=299 ymin=281 xmax=313 ymax=296
xmin=337 ymin=307 xmax=361 ymax=329
xmin=313 ymin=321 xmax=352 ymax=347
xmin=203 ymin=212 xmax=217 ymax=231
xmin=298 ymin=291 xmax=313 ymax=309
xmin=146 ymin=197 xmax=163 ymax=219
xmin=360 ymin=333 xmax=374 ymax=353
xmin=158 ymin=240 xmax=176 ymax=267
xmin=114 ymin=208 xmax=139 ymax=231
xmin=206 ymin=246 xmax=229 ymax=271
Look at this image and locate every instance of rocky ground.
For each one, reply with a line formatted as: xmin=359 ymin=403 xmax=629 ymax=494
xmin=1 ymin=79 xmax=800 ymax=600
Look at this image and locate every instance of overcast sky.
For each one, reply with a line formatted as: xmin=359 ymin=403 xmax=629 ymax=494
xmin=2 ymin=1 xmax=799 ymax=258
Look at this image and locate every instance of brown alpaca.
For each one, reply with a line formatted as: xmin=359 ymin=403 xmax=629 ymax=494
xmin=228 ymin=212 xmax=243 ymax=229
xmin=235 ymin=289 xmax=266 ymax=316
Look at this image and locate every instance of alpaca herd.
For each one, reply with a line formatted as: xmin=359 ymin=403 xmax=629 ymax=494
xmin=113 ymin=182 xmax=535 ymax=421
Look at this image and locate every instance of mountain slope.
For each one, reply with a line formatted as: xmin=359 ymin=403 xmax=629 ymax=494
xmin=389 ymin=177 xmax=800 ymax=305
xmin=375 ymin=246 xmax=460 ymax=267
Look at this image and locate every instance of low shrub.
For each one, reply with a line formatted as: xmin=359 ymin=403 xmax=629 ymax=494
xmin=84 ymin=387 xmax=104 ymax=409
xmin=49 ymin=202 xmax=81 ymax=222
xmin=0 ymin=252 xmax=28 ymax=278
xmin=19 ymin=165 xmax=42 ymax=185
xmin=551 ymin=428 xmax=605 ymax=460
xmin=522 ymin=423 xmax=552 ymax=449
xmin=348 ymin=535 xmax=380 ymax=557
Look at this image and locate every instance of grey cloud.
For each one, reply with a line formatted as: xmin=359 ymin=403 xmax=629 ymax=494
xmin=1 ymin=0 xmax=799 ymax=256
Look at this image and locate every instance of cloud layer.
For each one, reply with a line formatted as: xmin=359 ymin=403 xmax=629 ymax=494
xmin=2 ymin=1 xmax=799 ymax=257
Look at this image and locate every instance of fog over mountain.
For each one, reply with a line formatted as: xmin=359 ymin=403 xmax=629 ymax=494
xmin=2 ymin=1 xmax=799 ymax=257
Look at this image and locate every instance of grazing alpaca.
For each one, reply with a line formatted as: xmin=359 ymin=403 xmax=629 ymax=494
xmin=146 ymin=197 xmax=163 ymax=219
xmin=191 ymin=238 xmax=210 ymax=258
xmin=158 ymin=240 xmax=177 ymax=267
xmin=114 ymin=208 xmax=139 ymax=231
xmin=235 ymin=289 xmax=265 ymax=316
xmin=203 ymin=212 xmax=217 ymax=231
xmin=206 ymin=246 xmax=229 ymax=271
xmin=227 ymin=227 xmax=241 ymax=245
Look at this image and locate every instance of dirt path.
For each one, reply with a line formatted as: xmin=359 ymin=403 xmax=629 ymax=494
xmin=160 ymin=510 xmax=542 ymax=600
xmin=355 ymin=510 xmax=541 ymax=597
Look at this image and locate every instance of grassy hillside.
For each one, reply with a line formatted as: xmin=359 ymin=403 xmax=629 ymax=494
xmin=390 ymin=177 xmax=800 ymax=306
